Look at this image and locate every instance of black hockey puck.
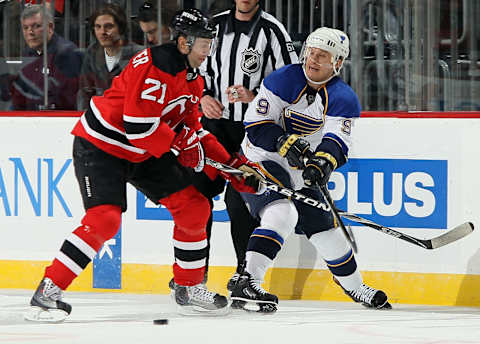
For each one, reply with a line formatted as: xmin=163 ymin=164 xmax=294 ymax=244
xmin=153 ymin=319 xmax=169 ymax=325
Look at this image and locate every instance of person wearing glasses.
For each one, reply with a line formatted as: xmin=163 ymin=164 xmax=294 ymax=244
xmin=9 ymin=4 xmax=81 ymax=110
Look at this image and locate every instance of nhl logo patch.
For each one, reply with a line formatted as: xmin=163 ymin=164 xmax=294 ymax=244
xmin=241 ymin=48 xmax=261 ymax=75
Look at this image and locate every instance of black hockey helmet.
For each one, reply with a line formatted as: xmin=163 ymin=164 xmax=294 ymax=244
xmin=170 ymin=8 xmax=216 ymax=42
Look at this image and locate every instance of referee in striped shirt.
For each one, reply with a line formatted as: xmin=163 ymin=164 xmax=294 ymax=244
xmin=199 ymin=0 xmax=298 ymax=289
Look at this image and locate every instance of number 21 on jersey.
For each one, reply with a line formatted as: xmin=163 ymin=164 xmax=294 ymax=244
xmin=141 ymin=78 xmax=167 ymax=104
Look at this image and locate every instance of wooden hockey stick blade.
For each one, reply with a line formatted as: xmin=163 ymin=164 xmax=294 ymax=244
xmin=339 ymin=211 xmax=474 ymax=249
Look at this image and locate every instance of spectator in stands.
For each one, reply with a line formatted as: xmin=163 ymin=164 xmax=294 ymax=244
xmin=9 ymin=4 xmax=82 ymax=110
xmin=136 ymin=1 xmax=171 ymax=46
xmin=77 ymin=3 xmax=142 ymax=110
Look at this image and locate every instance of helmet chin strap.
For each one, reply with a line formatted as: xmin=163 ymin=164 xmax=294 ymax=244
xmin=302 ymin=64 xmax=336 ymax=86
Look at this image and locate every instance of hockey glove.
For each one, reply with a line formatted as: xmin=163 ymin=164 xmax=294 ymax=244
xmin=276 ymin=133 xmax=311 ymax=169
xmin=302 ymin=152 xmax=334 ymax=187
xmin=220 ymin=154 xmax=266 ymax=194
xmin=171 ymin=126 xmax=205 ymax=172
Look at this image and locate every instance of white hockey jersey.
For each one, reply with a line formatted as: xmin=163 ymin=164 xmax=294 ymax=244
xmin=242 ymin=63 xmax=361 ymax=190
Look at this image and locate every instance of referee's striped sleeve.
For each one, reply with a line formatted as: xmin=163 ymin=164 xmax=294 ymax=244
xmin=263 ymin=19 xmax=299 ymax=70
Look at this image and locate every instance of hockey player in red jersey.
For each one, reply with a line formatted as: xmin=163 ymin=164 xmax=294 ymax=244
xmin=25 ymin=8 xmax=264 ymax=322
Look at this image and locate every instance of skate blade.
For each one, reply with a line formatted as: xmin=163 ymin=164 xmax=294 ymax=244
xmin=231 ymin=299 xmax=277 ymax=313
xmin=361 ymin=301 xmax=392 ymax=310
xmin=230 ymin=299 xmax=246 ymax=310
xmin=24 ymin=306 xmax=68 ymax=323
xmin=375 ymin=301 xmax=392 ymax=310
xmin=176 ymin=304 xmax=231 ymax=316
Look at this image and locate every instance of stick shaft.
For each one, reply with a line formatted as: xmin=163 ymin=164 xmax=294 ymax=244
xmin=204 ymin=158 xmax=474 ymax=249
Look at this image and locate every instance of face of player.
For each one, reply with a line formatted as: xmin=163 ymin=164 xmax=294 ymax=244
xmin=94 ymin=15 xmax=121 ymax=48
xmin=22 ymin=13 xmax=54 ymax=51
xmin=187 ymin=37 xmax=213 ymax=68
xmin=304 ymin=47 xmax=337 ymax=84
xmin=235 ymin=0 xmax=260 ymax=14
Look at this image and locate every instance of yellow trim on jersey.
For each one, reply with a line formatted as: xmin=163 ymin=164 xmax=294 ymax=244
xmin=245 ymin=120 xmax=276 ymax=129
xmin=293 ymin=85 xmax=307 ymax=104
xmin=320 ymin=85 xmax=328 ymax=118
xmin=284 ymin=115 xmax=325 ymax=127
xmin=284 ymin=109 xmax=324 ymax=125
xmin=314 ymin=151 xmax=338 ymax=170
xmin=282 ymin=109 xmax=325 ymax=137
xmin=323 ymin=136 xmax=348 ymax=161
xmin=257 ymin=162 xmax=284 ymax=187
xmin=290 ymin=122 xmax=323 ymax=132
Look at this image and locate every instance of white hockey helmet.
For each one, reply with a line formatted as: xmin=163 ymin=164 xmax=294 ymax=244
xmin=301 ymin=27 xmax=350 ymax=76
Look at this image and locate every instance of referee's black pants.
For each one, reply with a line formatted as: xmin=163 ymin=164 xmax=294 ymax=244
xmin=224 ymin=182 xmax=260 ymax=272
xmin=200 ymin=118 xmax=260 ymax=275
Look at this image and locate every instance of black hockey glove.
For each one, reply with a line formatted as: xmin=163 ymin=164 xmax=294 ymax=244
xmin=276 ymin=133 xmax=311 ymax=169
xmin=302 ymin=152 xmax=334 ymax=187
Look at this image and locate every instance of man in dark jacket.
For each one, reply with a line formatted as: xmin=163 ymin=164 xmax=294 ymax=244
xmin=10 ymin=4 xmax=82 ymax=110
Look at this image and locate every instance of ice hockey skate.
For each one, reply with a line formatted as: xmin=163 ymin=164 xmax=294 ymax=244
xmin=174 ymin=283 xmax=229 ymax=315
xmin=334 ymin=277 xmax=392 ymax=309
xmin=24 ymin=278 xmax=72 ymax=323
xmin=226 ymin=272 xmax=247 ymax=309
xmin=226 ymin=272 xmax=241 ymax=292
xmin=230 ymin=272 xmax=278 ymax=313
xmin=169 ymin=276 xmax=207 ymax=292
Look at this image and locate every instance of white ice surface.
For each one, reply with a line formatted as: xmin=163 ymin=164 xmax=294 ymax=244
xmin=1 ymin=289 xmax=480 ymax=344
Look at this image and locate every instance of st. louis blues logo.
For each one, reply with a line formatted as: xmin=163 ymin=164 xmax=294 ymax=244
xmin=241 ymin=48 xmax=261 ymax=75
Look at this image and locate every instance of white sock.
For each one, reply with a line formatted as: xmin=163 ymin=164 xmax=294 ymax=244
xmin=334 ymin=272 xmax=363 ymax=291
xmin=245 ymin=251 xmax=273 ymax=282
xmin=309 ymin=228 xmax=363 ymax=291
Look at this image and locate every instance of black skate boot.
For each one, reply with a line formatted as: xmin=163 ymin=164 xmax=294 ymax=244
xmin=24 ymin=278 xmax=72 ymax=323
xmin=226 ymin=272 xmax=245 ymax=310
xmin=227 ymin=272 xmax=246 ymax=309
xmin=175 ymin=283 xmax=229 ymax=315
xmin=231 ymin=272 xmax=278 ymax=313
xmin=228 ymin=262 xmax=246 ymax=310
xmin=226 ymin=272 xmax=241 ymax=292
xmin=334 ymin=277 xmax=392 ymax=309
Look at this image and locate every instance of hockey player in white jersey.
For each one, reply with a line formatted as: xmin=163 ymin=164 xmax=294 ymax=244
xmin=230 ymin=27 xmax=391 ymax=312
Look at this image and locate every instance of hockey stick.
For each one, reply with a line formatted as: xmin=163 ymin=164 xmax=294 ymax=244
xmin=205 ymin=158 xmax=360 ymax=251
xmin=336 ymin=212 xmax=474 ymax=250
xmin=205 ymin=158 xmax=474 ymax=250
xmin=316 ymin=184 xmax=358 ymax=253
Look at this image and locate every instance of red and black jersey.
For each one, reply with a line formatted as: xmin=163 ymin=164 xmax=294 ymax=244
xmin=72 ymin=44 xmax=208 ymax=163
